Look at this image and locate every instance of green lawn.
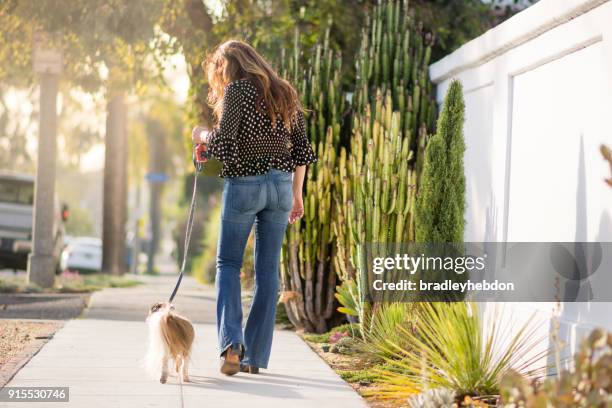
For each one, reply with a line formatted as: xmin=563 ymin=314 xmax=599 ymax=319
xmin=0 ymin=273 xmax=141 ymax=293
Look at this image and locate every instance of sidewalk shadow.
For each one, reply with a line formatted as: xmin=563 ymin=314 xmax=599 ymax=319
xmin=180 ymin=372 xmax=348 ymax=399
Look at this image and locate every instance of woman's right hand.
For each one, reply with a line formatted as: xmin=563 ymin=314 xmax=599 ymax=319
xmin=289 ymin=194 xmax=304 ymax=224
xmin=192 ymin=126 xmax=209 ymax=144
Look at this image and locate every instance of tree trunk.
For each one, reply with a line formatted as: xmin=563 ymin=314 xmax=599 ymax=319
xmin=102 ymin=93 xmax=127 ymax=276
xmin=28 ymin=73 xmax=59 ymax=288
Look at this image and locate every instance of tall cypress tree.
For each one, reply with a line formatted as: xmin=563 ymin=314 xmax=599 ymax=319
xmin=416 ymin=79 xmax=466 ymax=244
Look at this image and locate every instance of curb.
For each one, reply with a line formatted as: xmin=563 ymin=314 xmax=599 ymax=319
xmin=0 ymin=320 xmax=64 ymax=388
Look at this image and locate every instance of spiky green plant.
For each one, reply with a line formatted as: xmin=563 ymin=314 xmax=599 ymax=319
xmin=374 ymin=302 xmax=547 ymax=400
xmin=363 ymin=302 xmax=417 ymax=360
xmin=335 ymin=279 xmax=359 ymax=317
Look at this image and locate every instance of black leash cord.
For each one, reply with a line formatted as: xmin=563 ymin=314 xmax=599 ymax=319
xmin=168 ymin=159 xmax=203 ymax=303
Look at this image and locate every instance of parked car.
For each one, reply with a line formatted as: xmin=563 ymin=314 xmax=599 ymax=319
xmin=0 ymin=171 xmax=66 ymax=272
xmin=60 ymin=237 xmax=102 ymax=273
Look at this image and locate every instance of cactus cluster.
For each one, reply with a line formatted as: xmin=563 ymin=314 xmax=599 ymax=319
xmin=279 ymin=26 xmax=347 ymax=333
xmin=335 ymin=92 xmax=420 ymax=295
xmin=279 ymin=0 xmax=437 ymax=333
xmin=334 ymin=0 xmax=437 ymax=327
xmin=353 ymin=0 xmax=437 ymax=143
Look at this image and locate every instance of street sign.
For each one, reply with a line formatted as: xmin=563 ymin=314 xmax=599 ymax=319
xmin=32 ymin=31 xmax=62 ymax=75
xmin=145 ymin=172 xmax=169 ymax=183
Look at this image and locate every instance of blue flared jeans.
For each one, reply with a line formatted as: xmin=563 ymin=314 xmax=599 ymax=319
xmin=215 ymin=169 xmax=292 ymax=369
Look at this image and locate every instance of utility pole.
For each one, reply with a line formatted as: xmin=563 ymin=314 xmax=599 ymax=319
xmin=27 ymin=32 xmax=62 ymax=288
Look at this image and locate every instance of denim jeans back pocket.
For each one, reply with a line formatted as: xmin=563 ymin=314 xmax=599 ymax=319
xmin=276 ymin=181 xmax=293 ymax=212
xmin=230 ymin=183 xmax=262 ymax=213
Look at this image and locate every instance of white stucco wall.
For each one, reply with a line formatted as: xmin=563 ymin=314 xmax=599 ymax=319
xmin=429 ymin=0 xmax=612 ymax=365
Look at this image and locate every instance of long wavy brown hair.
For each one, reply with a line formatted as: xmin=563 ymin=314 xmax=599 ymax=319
xmin=203 ymin=40 xmax=303 ymax=131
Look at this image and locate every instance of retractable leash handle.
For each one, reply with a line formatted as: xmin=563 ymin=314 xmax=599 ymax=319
xmin=193 ymin=142 xmax=211 ymax=171
xmin=168 ymin=144 xmax=210 ymax=303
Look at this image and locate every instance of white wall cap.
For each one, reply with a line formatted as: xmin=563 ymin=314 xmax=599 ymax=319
xmin=429 ymin=0 xmax=610 ymax=83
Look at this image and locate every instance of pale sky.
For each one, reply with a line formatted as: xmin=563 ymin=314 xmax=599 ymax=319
xmin=80 ymin=51 xmax=192 ymax=172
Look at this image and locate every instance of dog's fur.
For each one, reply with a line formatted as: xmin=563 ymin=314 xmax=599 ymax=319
xmin=145 ymin=302 xmax=195 ymax=384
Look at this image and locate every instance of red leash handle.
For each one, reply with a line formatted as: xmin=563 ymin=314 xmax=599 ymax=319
xmin=192 ymin=143 xmax=210 ymax=172
xmin=191 ymin=125 xmax=211 ymax=172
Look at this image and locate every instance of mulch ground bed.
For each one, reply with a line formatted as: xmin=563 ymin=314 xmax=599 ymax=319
xmin=300 ymin=336 xmax=401 ymax=408
xmin=0 ymin=320 xmax=63 ymax=387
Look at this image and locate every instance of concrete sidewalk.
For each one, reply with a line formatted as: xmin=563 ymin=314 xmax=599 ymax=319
xmin=1 ymin=271 xmax=366 ymax=407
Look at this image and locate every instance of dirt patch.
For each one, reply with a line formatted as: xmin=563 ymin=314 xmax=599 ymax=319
xmin=0 ymin=320 xmax=62 ymax=386
xmin=300 ymin=335 xmax=401 ymax=408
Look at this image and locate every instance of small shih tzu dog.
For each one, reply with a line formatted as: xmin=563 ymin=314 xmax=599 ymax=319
xmin=145 ymin=302 xmax=195 ymax=384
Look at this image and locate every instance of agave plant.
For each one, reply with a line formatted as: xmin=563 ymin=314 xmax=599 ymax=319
xmin=363 ymin=302 xmax=417 ymax=359
xmin=407 ymin=388 xmax=456 ymax=408
xmin=374 ymin=302 xmax=548 ymax=400
xmin=335 ymin=279 xmax=360 ymax=318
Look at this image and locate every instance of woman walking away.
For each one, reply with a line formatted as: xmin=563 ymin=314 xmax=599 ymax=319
xmin=192 ymin=40 xmax=317 ymax=376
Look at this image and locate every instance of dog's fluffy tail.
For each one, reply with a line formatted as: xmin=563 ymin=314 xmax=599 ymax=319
xmin=160 ymin=312 xmax=195 ymax=374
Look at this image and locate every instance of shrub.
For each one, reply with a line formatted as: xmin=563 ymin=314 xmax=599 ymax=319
xmin=416 ymin=79 xmax=465 ymax=244
xmin=500 ymin=328 xmax=611 ymax=407
xmin=303 ymin=323 xmax=362 ymax=344
xmin=330 ymin=336 xmax=364 ymax=355
xmin=375 ymin=302 xmax=546 ymax=400
xmin=339 ymin=369 xmax=381 ymax=384
xmin=363 ymin=302 xmax=417 ymax=360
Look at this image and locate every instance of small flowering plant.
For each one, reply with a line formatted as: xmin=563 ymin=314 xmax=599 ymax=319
xmin=57 ymin=269 xmax=85 ymax=289
xmin=329 ymin=331 xmax=349 ymax=344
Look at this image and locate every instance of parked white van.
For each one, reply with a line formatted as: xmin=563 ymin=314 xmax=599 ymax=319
xmin=0 ymin=171 xmax=66 ymax=272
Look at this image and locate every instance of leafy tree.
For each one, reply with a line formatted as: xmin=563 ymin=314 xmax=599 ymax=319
xmin=0 ymin=0 xmax=175 ymax=275
xmin=415 ymin=79 xmax=465 ymax=243
xmin=161 ymin=0 xmax=367 ymax=127
xmin=0 ymin=0 xmax=173 ymax=91
xmin=57 ymin=91 xmax=105 ymax=169
xmin=414 ymin=0 xmax=538 ymax=61
xmin=0 ymin=86 xmax=36 ymax=170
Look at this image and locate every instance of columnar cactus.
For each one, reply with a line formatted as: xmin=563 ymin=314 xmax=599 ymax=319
xmin=353 ymin=0 xmax=436 ymax=144
xmin=333 ymin=0 xmax=436 ymax=334
xmin=279 ymin=0 xmax=437 ymax=334
xmin=279 ymin=25 xmax=346 ymax=333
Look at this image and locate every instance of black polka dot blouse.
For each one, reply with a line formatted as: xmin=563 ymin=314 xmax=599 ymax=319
xmin=206 ymin=78 xmax=317 ymax=178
